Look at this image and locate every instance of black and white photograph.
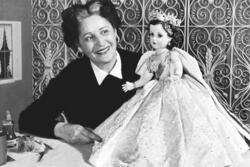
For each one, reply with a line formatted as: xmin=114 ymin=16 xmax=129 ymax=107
xmin=0 ymin=0 xmax=250 ymax=166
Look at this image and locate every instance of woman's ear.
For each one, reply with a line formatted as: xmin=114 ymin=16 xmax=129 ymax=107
xmin=115 ymin=29 xmax=120 ymax=42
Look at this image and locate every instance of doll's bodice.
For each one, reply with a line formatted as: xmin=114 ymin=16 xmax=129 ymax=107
xmin=147 ymin=50 xmax=171 ymax=80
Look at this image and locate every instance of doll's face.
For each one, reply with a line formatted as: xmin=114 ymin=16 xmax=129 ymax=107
xmin=149 ymin=23 xmax=172 ymax=50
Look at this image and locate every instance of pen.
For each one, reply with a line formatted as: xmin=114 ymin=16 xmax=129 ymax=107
xmin=37 ymin=149 xmax=47 ymax=162
xmin=36 ymin=141 xmax=53 ymax=162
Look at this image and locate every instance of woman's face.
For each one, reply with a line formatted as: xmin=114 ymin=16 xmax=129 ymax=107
xmin=78 ymin=15 xmax=117 ymax=68
xmin=149 ymin=23 xmax=172 ymax=50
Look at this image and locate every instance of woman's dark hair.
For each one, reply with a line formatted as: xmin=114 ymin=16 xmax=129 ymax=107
xmin=61 ymin=0 xmax=121 ymax=52
xmin=149 ymin=19 xmax=182 ymax=50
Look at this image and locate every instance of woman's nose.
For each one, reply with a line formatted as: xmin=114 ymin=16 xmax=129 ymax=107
xmin=96 ymin=35 xmax=106 ymax=46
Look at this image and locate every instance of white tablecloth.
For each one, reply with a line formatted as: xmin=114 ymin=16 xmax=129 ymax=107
xmin=4 ymin=137 xmax=93 ymax=167
xmin=3 ymin=136 xmax=250 ymax=167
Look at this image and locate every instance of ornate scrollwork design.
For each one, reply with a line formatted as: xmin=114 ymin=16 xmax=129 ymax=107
xmin=235 ymin=0 xmax=250 ymax=25
xmin=211 ymin=0 xmax=233 ymax=25
xmin=189 ymin=28 xmax=209 ymax=55
xmin=121 ymin=0 xmax=142 ymax=25
xmin=210 ymin=28 xmax=231 ymax=54
xmin=189 ymin=26 xmax=231 ymax=105
xmin=33 ymin=57 xmax=45 ymax=79
xmin=32 ymin=0 xmax=63 ymax=24
xmin=232 ymin=64 xmax=250 ymax=90
xmin=213 ymin=63 xmax=230 ymax=89
xmin=190 ymin=1 xmax=210 ymax=25
xmin=118 ymin=27 xmax=141 ymax=52
xmin=234 ymin=28 xmax=250 ymax=57
xmin=190 ymin=0 xmax=232 ymax=26
xmin=233 ymin=91 xmax=250 ymax=123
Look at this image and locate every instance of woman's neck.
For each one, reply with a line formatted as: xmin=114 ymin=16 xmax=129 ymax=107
xmin=95 ymin=58 xmax=117 ymax=73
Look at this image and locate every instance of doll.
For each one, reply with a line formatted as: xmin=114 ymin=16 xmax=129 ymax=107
xmin=89 ymin=9 xmax=250 ymax=167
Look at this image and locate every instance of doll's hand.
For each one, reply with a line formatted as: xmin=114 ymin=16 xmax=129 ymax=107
xmin=54 ymin=123 xmax=102 ymax=144
xmin=122 ymin=81 xmax=135 ymax=92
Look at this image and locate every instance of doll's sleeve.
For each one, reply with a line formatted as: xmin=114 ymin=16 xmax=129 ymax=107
xmin=170 ymin=51 xmax=183 ymax=77
xmin=135 ymin=51 xmax=154 ymax=76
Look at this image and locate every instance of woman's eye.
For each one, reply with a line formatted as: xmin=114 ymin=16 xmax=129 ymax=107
xmin=101 ymin=29 xmax=109 ymax=35
xmin=85 ymin=36 xmax=93 ymax=41
xmin=149 ymin=33 xmax=154 ymax=37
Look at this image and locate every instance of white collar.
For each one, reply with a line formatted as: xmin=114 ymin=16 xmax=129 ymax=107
xmin=90 ymin=51 xmax=123 ymax=85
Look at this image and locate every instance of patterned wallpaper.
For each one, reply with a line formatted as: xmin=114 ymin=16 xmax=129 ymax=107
xmin=32 ymin=0 xmax=250 ymax=129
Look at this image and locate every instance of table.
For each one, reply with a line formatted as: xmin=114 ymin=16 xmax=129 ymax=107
xmin=3 ymin=137 xmax=94 ymax=167
xmin=3 ymin=136 xmax=250 ymax=167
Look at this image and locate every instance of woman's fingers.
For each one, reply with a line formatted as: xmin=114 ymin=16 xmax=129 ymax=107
xmin=84 ymin=127 xmax=102 ymax=142
xmin=61 ymin=124 xmax=102 ymax=144
xmin=71 ymin=126 xmax=102 ymax=144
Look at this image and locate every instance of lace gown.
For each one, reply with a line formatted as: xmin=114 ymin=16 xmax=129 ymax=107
xmin=89 ymin=49 xmax=249 ymax=167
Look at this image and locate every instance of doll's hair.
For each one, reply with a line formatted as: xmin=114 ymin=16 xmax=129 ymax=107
xmin=61 ymin=0 xmax=121 ymax=52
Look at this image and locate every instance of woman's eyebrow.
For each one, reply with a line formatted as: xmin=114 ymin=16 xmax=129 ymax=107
xmin=99 ymin=26 xmax=109 ymax=31
xmin=80 ymin=32 xmax=92 ymax=39
xmin=80 ymin=25 xmax=110 ymax=38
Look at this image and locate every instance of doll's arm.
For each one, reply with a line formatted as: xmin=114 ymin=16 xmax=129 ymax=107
xmin=170 ymin=51 xmax=183 ymax=78
xmin=122 ymin=67 xmax=153 ymax=92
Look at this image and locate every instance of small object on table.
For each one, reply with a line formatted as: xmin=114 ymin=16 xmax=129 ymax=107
xmin=34 ymin=139 xmax=53 ymax=162
xmin=37 ymin=146 xmax=49 ymax=162
xmin=2 ymin=110 xmax=17 ymax=148
xmin=8 ymin=135 xmax=53 ymax=163
xmin=8 ymin=135 xmax=53 ymax=153
xmin=7 ymin=155 xmax=15 ymax=162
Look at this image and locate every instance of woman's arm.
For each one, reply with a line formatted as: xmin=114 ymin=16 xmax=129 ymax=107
xmin=19 ymin=76 xmax=65 ymax=138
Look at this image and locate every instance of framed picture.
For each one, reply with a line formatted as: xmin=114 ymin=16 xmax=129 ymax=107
xmin=0 ymin=21 xmax=22 ymax=84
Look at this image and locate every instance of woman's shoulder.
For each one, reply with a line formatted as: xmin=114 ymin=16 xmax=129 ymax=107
xmin=56 ymin=56 xmax=90 ymax=78
xmin=117 ymin=48 xmax=141 ymax=63
xmin=117 ymin=48 xmax=141 ymax=57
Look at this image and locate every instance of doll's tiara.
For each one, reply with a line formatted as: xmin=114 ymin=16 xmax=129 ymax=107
xmin=148 ymin=9 xmax=181 ymax=26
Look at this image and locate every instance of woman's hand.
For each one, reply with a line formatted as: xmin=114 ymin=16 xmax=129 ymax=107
xmin=54 ymin=123 xmax=102 ymax=144
xmin=122 ymin=81 xmax=135 ymax=92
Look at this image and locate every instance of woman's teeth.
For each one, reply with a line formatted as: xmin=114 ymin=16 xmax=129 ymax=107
xmin=96 ymin=47 xmax=109 ymax=54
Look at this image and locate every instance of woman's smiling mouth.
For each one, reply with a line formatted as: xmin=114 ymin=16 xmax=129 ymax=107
xmin=96 ymin=46 xmax=110 ymax=55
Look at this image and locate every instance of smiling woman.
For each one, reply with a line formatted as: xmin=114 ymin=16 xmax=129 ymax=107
xmin=18 ymin=0 xmax=141 ymax=145
xmin=77 ymin=15 xmax=117 ymax=72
